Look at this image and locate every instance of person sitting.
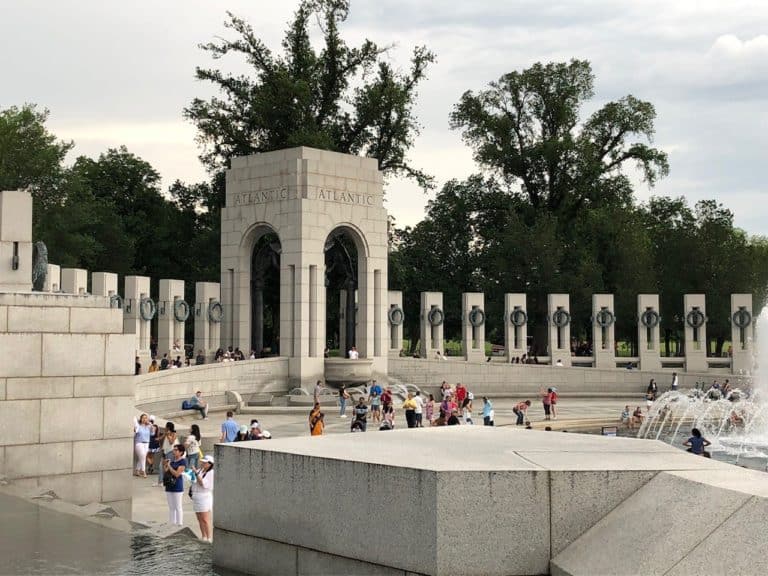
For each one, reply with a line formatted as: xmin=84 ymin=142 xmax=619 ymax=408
xmin=631 ymin=406 xmax=644 ymax=429
xmin=683 ymin=427 xmax=711 ymax=457
xmin=348 ymin=346 xmax=359 ymax=360
xmin=620 ymin=405 xmax=630 ymax=427
xmin=188 ymin=391 xmax=208 ymax=419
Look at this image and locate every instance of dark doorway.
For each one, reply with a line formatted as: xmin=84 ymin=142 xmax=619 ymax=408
xmin=324 ymin=230 xmax=359 ymax=356
xmin=251 ymin=233 xmax=281 ymax=356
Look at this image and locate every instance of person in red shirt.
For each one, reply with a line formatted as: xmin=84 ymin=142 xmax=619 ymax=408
xmin=381 ymin=387 xmax=393 ymax=410
xmin=549 ymin=388 xmax=558 ymax=420
xmin=455 ymin=383 xmax=467 ymax=407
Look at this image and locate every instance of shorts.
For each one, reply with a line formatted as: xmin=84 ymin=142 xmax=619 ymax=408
xmin=192 ymin=492 xmax=212 ymax=513
xmin=371 ymin=405 xmax=380 ymax=412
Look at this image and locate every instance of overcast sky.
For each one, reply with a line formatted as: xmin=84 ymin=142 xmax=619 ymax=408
xmin=2 ymin=0 xmax=767 ymax=235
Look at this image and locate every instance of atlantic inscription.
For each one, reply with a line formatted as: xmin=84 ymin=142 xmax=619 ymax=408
xmin=233 ymin=187 xmax=377 ymax=207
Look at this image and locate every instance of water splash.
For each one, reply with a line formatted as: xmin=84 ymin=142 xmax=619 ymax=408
xmin=638 ymin=306 xmax=768 ymax=461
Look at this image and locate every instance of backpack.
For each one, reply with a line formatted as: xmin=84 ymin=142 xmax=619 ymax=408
xmin=181 ymin=400 xmax=192 ymax=410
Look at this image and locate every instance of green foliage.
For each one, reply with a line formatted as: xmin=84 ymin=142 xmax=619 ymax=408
xmin=184 ymin=1 xmax=435 ymax=187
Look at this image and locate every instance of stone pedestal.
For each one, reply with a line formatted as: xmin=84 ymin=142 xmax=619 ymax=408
xmin=684 ymin=294 xmax=707 ymax=372
xmin=638 ymin=294 xmax=662 ymax=371
xmin=548 ymin=294 xmax=571 ymax=366
xmin=420 ymin=291 xmax=444 ymax=359
xmin=91 ymin=272 xmax=118 ymax=298
xmin=462 ymin=292 xmax=486 ymax=361
xmin=44 ymin=264 xmax=61 ymax=292
xmin=730 ymin=293 xmax=754 ymax=374
xmin=60 ymin=268 xmax=88 ymax=295
xmin=504 ymin=293 xmax=527 ymax=362
xmin=158 ymin=279 xmax=185 ymax=360
xmin=592 ymin=294 xmax=616 ymax=369
xmin=0 ymin=190 xmax=33 ymax=292
xmin=194 ymin=282 xmax=221 ymax=361
xmin=387 ymin=290 xmax=404 ymax=357
xmin=124 ymin=275 xmax=152 ymax=363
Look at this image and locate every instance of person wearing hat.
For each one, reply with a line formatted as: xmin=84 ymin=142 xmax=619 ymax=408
xmin=246 ymin=421 xmax=262 ymax=440
xmin=191 ymin=454 xmax=215 ymax=542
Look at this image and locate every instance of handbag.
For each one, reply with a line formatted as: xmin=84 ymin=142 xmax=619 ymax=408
xmin=162 ymin=471 xmax=176 ymax=488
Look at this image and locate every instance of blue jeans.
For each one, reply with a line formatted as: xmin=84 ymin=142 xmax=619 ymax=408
xmin=187 ymin=452 xmax=199 ymax=470
xmin=339 ymin=397 xmax=347 ymax=416
xmin=157 ymin=450 xmax=172 ymax=484
xmin=484 ymin=416 xmax=493 ymax=426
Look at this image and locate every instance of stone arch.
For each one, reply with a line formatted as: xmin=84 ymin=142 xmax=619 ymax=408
xmin=235 ymin=223 xmax=283 ymax=356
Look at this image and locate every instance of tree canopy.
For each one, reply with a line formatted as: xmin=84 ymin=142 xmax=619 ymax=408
xmin=184 ymin=0 xmax=435 ymax=188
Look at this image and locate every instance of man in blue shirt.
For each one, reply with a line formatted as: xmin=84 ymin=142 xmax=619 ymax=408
xmin=369 ymin=380 xmax=383 ymax=400
xmin=482 ymin=397 xmax=494 ymax=426
xmin=220 ymin=411 xmax=239 ymax=443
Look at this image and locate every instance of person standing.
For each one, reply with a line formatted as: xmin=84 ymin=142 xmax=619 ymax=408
xmin=309 ymin=403 xmax=325 ymax=436
xmin=313 ymin=380 xmax=324 ymax=403
xmin=671 ymin=372 xmax=679 ymax=392
xmin=348 ymin=346 xmax=359 ymax=359
xmin=647 ymin=379 xmax=658 ymax=401
xmin=482 ymin=397 xmax=494 ymax=426
xmin=191 ymin=455 xmax=215 ymax=542
xmin=133 ymin=414 xmax=152 ymax=478
xmin=134 ymin=356 xmax=142 ymax=375
xmin=425 ymin=394 xmax=435 ymax=426
xmin=403 ymin=393 xmax=417 ymax=428
xmin=156 ymin=422 xmax=180 ymax=487
xmin=185 ymin=424 xmax=202 ymax=470
xmin=369 ymin=390 xmax=382 ymax=424
xmin=549 ymin=388 xmax=559 ymax=420
xmin=541 ymin=388 xmax=552 ymax=421
xmin=338 ymin=384 xmax=350 ymax=418
xmin=413 ymin=391 xmax=424 ymax=427
xmin=455 ymin=382 xmax=467 ymax=408
xmin=462 ymin=393 xmax=474 ymax=425
xmin=219 ymin=411 xmax=239 ymax=443
xmin=163 ymin=445 xmax=187 ymax=526
xmin=352 ymin=397 xmax=369 ymax=432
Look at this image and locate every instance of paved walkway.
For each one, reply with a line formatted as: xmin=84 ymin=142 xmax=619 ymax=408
xmin=131 ymin=396 xmax=639 ymax=538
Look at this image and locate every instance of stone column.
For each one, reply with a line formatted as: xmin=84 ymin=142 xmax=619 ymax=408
xmin=61 ymin=268 xmax=88 ymax=295
xmin=683 ymin=294 xmax=707 ymax=372
xmin=252 ymin=276 xmax=265 ymax=356
xmin=420 ymin=292 xmax=444 ymax=359
xmin=592 ymin=294 xmax=616 ymax=369
xmin=124 ymin=275 xmax=152 ymax=363
xmin=158 ymin=279 xmax=186 ymax=361
xmin=194 ymin=282 xmax=221 ymax=361
xmin=462 ymin=292 xmax=486 ymax=362
xmin=730 ymin=293 xmax=754 ymax=374
xmin=548 ymin=294 xmax=571 ymax=366
xmin=44 ymin=264 xmax=61 ymax=292
xmin=504 ymin=293 xmax=527 ymax=362
xmin=388 ymin=290 xmax=404 ymax=357
xmin=637 ymin=294 xmax=661 ymax=371
xmin=0 ymin=190 xmax=33 ymax=292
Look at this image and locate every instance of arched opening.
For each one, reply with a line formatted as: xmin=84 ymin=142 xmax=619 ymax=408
xmin=251 ymin=232 xmax=281 ymax=356
xmin=324 ymin=227 xmax=362 ymax=357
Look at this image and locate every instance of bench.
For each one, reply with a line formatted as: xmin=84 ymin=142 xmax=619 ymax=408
xmin=241 ymin=393 xmax=275 ymax=407
xmin=136 ymin=392 xmax=239 ymax=420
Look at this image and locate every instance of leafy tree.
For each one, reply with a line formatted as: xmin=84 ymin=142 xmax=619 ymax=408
xmin=0 ymin=104 xmax=73 ymax=215
xmin=450 ymin=60 xmax=669 ymax=217
xmin=185 ymin=0 xmax=435 ymax=187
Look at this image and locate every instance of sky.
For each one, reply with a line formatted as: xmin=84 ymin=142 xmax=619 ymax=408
xmin=2 ymin=0 xmax=767 ymax=235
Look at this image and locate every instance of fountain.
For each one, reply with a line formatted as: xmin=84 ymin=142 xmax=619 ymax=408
xmin=638 ymin=308 xmax=768 ymax=464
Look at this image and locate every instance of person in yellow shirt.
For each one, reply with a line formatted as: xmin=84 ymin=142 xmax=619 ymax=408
xmin=403 ymin=393 xmax=418 ymax=428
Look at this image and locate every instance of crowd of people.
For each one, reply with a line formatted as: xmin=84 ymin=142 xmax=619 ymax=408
xmin=133 ymin=414 xmax=215 ymax=540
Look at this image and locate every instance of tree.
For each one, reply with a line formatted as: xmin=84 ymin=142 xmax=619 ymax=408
xmin=450 ymin=60 xmax=669 ymax=217
xmin=184 ymin=1 xmax=435 ymax=187
xmin=0 ymin=104 xmax=73 ymax=215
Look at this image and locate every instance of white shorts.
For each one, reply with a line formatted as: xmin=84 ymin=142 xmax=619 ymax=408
xmin=192 ymin=492 xmax=213 ymax=513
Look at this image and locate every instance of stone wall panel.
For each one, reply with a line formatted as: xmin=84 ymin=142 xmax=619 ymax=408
xmin=0 ymin=333 xmax=42 ymax=377
xmin=8 ymin=306 xmax=69 ymax=333
xmin=40 ymin=397 xmax=103 ymax=443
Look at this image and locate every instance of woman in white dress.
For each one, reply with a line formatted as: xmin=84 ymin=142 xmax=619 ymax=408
xmin=191 ymin=455 xmax=215 ymax=541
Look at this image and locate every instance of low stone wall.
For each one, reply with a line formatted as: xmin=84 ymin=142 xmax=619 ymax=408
xmin=389 ymin=357 xmax=718 ymax=397
xmin=213 ymin=427 xmax=757 ymax=576
xmin=0 ymin=292 xmax=135 ymax=517
xmin=134 ymin=357 xmax=290 ymax=406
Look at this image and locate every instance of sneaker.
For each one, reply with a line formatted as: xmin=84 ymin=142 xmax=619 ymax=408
xmin=340 ymin=414 xmax=347 ymax=418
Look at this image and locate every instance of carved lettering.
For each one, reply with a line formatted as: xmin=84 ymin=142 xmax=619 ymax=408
xmin=233 ymin=187 xmax=376 ymax=207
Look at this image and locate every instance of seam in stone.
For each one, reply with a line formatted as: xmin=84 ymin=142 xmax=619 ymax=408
xmin=661 ymin=494 xmax=755 ymax=576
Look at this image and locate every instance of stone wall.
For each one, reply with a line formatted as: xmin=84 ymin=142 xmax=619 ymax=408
xmin=0 ymin=292 xmax=135 ymax=517
xmin=134 ymin=357 xmax=290 ymax=405
xmin=389 ymin=357 xmax=716 ymax=396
